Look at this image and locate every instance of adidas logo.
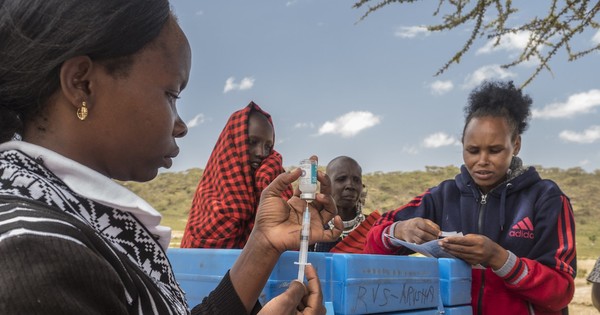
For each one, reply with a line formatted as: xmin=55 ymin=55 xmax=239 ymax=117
xmin=509 ymin=217 xmax=535 ymax=239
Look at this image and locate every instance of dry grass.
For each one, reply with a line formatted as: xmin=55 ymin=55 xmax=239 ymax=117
xmin=570 ymin=259 xmax=598 ymax=314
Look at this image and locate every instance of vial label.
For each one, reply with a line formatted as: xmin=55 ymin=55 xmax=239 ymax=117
xmin=299 ymin=159 xmax=317 ymax=200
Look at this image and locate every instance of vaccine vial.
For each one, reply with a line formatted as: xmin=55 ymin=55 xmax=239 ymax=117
xmin=299 ymin=158 xmax=317 ymax=200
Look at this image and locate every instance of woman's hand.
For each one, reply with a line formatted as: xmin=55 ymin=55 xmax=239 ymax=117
xmin=258 ymin=265 xmax=326 ymax=315
xmin=251 ymin=166 xmax=343 ymax=255
xmin=230 ymin=157 xmax=342 ymax=313
xmin=394 ymin=218 xmax=440 ymax=244
xmin=439 ymin=234 xmax=508 ymax=269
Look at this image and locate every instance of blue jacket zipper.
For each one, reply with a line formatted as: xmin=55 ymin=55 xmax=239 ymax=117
xmin=477 ymin=193 xmax=487 ymax=315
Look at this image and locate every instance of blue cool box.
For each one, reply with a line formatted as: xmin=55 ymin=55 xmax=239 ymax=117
xmin=438 ymin=258 xmax=471 ymax=306
xmin=166 ymin=248 xmax=330 ymax=307
xmin=166 ymin=248 xmax=251 ymax=307
xmin=167 ymin=249 xmax=472 ymax=314
xmin=263 ymin=250 xmax=331 ymax=302
xmin=369 ymin=305 xmax=472 ymax=315
xmin=330 ymin=253 xmax=439 ymax=315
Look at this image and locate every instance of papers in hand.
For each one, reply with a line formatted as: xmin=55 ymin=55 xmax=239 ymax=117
xmin=439 ymin=231 xmax=462 ymax=238
xmin=384 ymin=231 xmax=463 ymax=259
xmin=384 ymin=232 xmax=486 ymax=269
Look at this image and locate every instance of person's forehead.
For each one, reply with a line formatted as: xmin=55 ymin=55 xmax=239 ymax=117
xmin=248 ymin=114 xmax=274 ymax=134
xmin=330 ymin=160 xmax=361 ymax=175
xmin=138 ymin=18 xmax=191 ymax=84
xmin=467 ymin=116 xmax=510 ymax=130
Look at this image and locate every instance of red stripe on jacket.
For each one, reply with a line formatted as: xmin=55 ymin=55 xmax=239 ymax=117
xmin=363 ymin=191 xmax=430 ymax=254
xmin=555 ymin=195 xmax=576 ymax=276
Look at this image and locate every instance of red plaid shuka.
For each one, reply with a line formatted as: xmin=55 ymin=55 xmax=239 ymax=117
xmin=180 ymin=102 xmax=293 ymax=249
xmin=330 ymin=211 xmax=381 ymax=253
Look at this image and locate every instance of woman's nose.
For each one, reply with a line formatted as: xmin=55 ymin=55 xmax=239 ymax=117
xmin=344 ymin=180 xmax=357 ymax=190
xmin=174 ymin=115 xmax=188 ymax=138
xmin=477 ymin=153 xmax=489 ymax=165
xmin=255 ymin=145 xmax=269 ymax=158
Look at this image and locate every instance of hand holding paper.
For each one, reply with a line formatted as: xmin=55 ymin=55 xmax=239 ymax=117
xmin=385 ymin=231 xmax=463 ymax=259
xmin=438 ymin=234 xmax=505 ymax=270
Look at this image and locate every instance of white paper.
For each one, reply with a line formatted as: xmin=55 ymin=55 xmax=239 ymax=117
xmin=385 ymin=233 xmax=459 ymax=259
xmin=385 ymin=232 xmax=486 ymax=269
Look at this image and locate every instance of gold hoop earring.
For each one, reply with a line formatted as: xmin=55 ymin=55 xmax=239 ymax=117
xmin=77 ymin=101 xmax=88 ymax=121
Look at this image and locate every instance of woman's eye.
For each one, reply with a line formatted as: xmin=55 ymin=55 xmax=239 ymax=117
xmin=166 ymin=92 xmax=180 ymax=104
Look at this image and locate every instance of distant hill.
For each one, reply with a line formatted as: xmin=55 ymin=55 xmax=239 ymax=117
xmin=119 ymin=165 xmax=600 ymax=258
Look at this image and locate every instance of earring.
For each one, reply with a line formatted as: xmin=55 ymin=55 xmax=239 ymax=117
xmin=77 ymin=101 xmax=88 ymax=121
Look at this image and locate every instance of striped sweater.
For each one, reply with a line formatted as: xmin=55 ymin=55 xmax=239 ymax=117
xmin=0 ymin=142 xmax=253 ymax=315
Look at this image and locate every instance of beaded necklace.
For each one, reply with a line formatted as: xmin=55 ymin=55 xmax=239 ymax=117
xmin=328 ymin=204 xmax=365 ymax=239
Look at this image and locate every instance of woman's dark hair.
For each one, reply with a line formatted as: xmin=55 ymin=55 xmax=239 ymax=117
xmin=462 ymin=80 xmax=532 ymax=142
xmin=0 ymin=0 xmax=171 ymax=142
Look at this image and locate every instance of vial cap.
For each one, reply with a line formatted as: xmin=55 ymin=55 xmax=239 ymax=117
xmin=300 ymin=192 xmax=316 ymax=200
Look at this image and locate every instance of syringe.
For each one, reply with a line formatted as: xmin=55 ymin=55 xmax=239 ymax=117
xmin=295 ymin=200 xmax=312 ymax=281
xmin=296 ymin=158 xmax=316 ymax=281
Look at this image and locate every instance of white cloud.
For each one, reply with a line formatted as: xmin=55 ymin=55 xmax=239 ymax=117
xmin=223 ymin=76 xmax=255 ymax=93
xmin=187 ymin=114 xmax=205 ymax=128
xmin=423 ymin=132 xmax=460 ymax=148
xmin=462 ymin=65 xmax=516 ymax=89
xmin=294 ymin=122 xmax=315 ymax=129
xmin=580 ymin=159 xmax=590 ymax=166
xmin=195 ymin=11 xmax=204 ymax=16
xmin=286 ymin=0 xmax=298 ymax=6
xmin=592 ymin=29 xmax=600 ymax=45
xmin=317 ymin=111 xmax=381 ymax=138
xmin=224 ymin=77 xmax=236 ymax=93
xmin=394 ymin=26 xmax=430 ymax=38
xmin=402 ymin=146 xmax=419 ymax=155
xmin=430 ymin=80 xmax=454 ymax=95
xmin=559 ymin=126 xmax=600 ymax=143
xmin=239 ymin=77 xmax=254 ymax=89
xmin=532 ymin=89 xmax=600 ymax=119
xmin=476 ymin=31 xmax=531 ymax=55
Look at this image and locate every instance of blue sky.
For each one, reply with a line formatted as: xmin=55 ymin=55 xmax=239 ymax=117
xmin=168 ymin=1 xmax=600 ymax=174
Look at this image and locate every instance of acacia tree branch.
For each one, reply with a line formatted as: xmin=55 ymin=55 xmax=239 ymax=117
xmin=354 ymin=0 xmax=600 ymax=87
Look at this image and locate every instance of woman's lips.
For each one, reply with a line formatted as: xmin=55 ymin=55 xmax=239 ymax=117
xmin=164 ymin=148 xmax=180 ymax=168
xmin=341 ymin=194 xmax=357 ymax=201
xmin=473 ymin=170 xmax=493 ymax=181
xmin=164 ymin=156 xmax=173 ymax=168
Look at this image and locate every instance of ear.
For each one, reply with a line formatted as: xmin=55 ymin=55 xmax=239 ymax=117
xmin=512 ymin=135 xmax=522 ymax=156
xmin=59 ymin=55 xmax=94 ymax=111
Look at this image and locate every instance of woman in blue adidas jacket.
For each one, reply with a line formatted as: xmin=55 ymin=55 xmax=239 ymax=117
xmin=365 ymin=80 xmax=576 ymax=315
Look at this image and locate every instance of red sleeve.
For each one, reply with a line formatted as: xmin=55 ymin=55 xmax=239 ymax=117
xmin=363 ymin=220 xmax=396 ymax=254
xmin=364 ymin=191 xmax=431 ymax=255
xmin=501 ymin=258 xmax=574 ymax=312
